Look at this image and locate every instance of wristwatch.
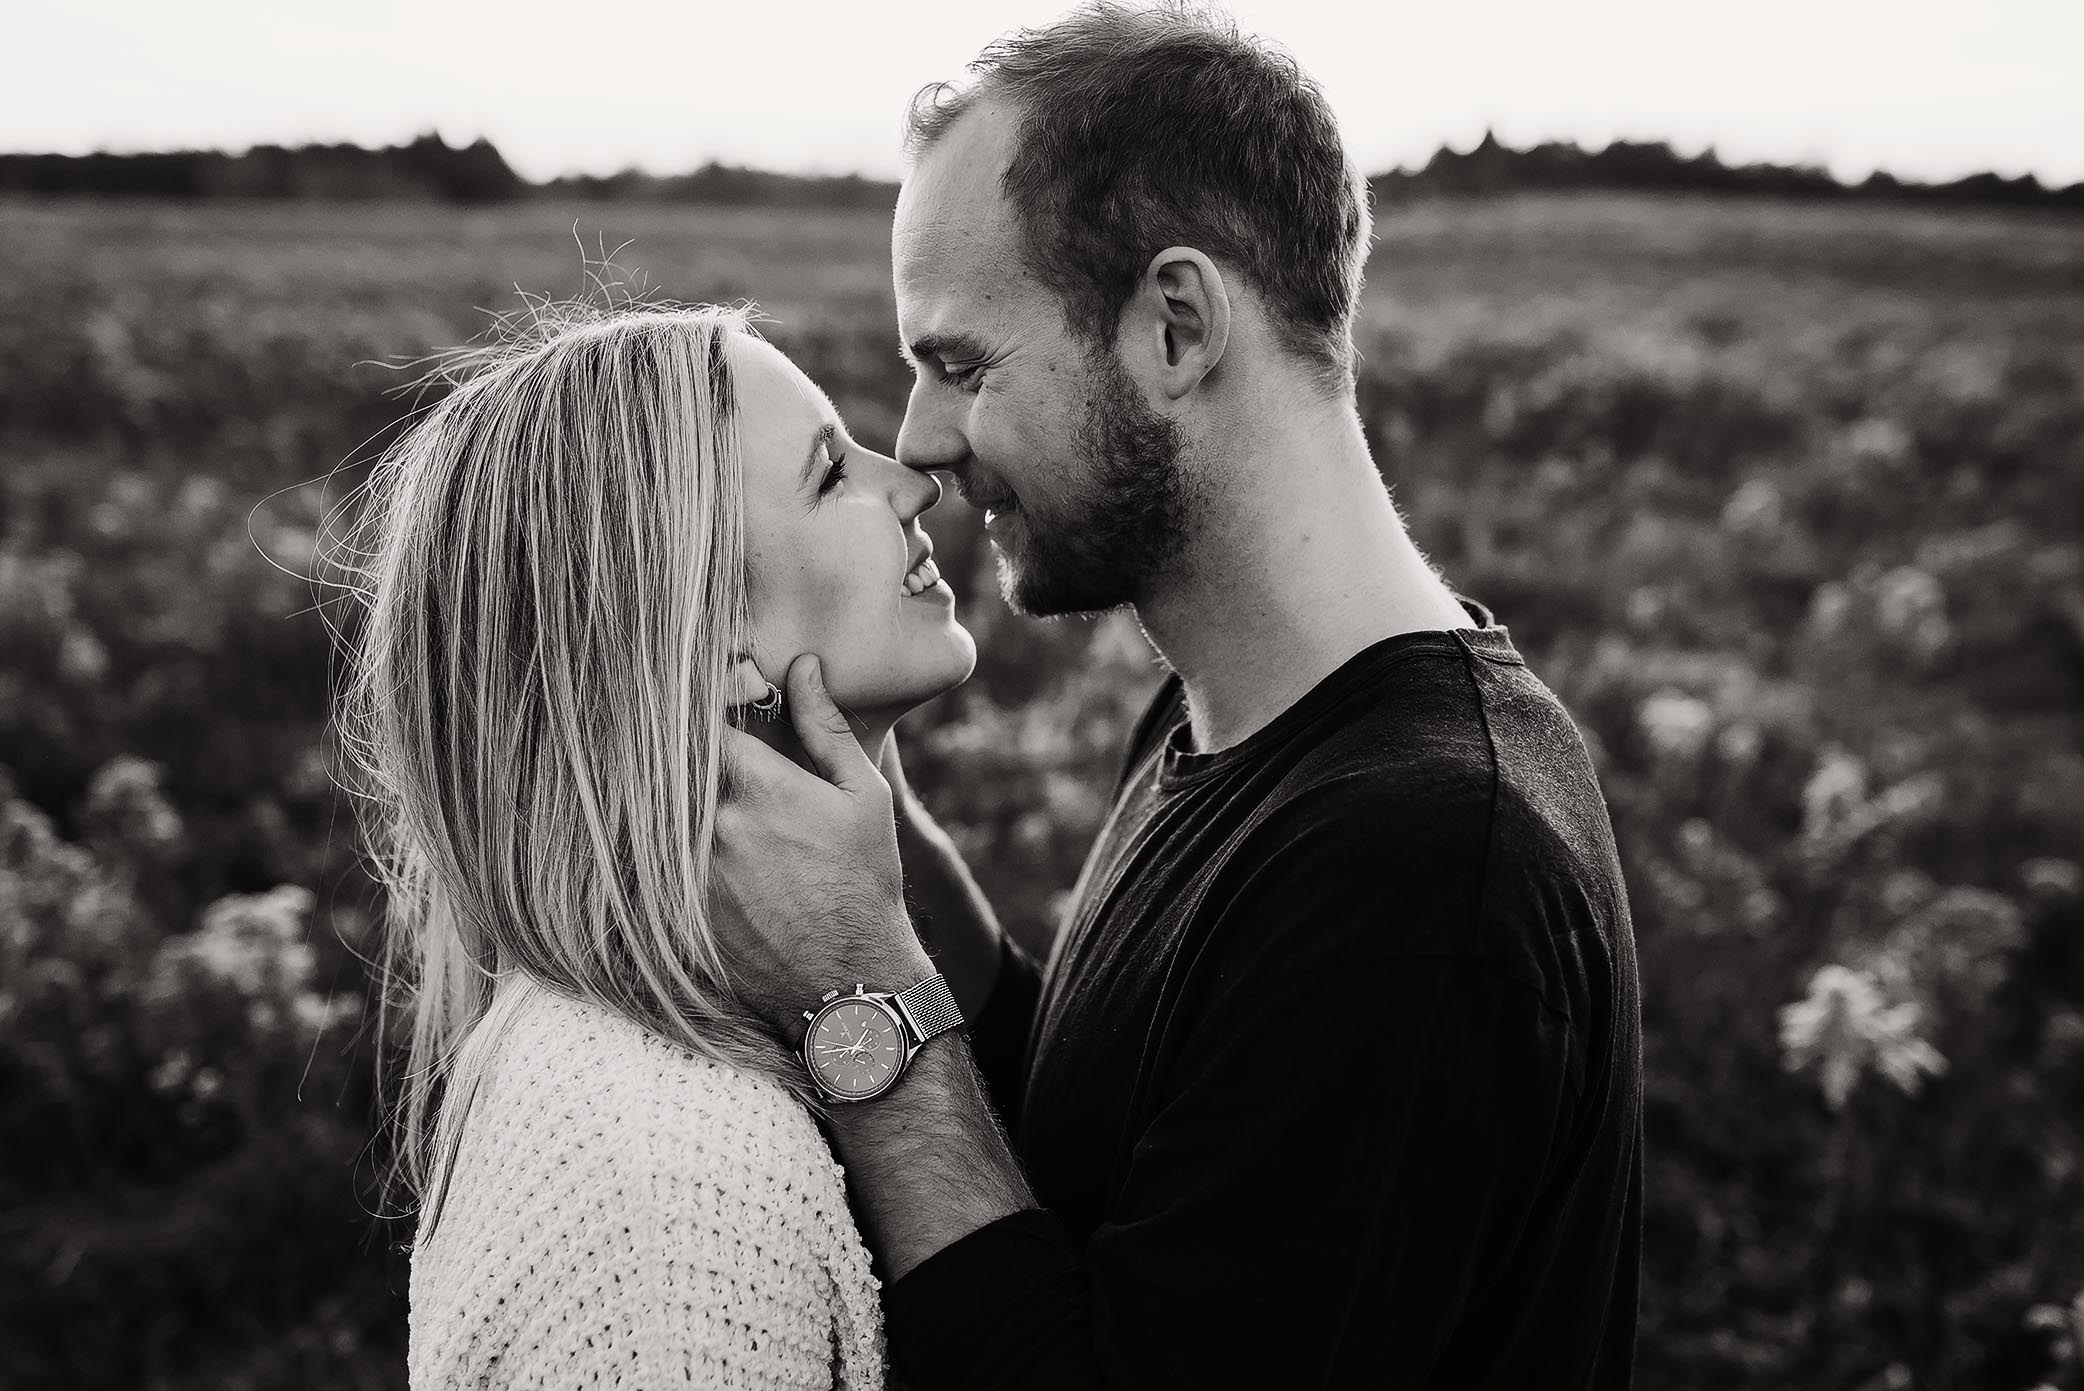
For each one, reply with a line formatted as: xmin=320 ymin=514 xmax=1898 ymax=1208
xmin=799 ymin=976 xmax=963 ymax=1103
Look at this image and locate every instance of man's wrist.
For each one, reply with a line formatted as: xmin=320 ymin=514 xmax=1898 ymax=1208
xmin=778 ymin=928 xmax=937 ymax=1039
xmin=819 ymin=1034 xmax=1033 ymax=1279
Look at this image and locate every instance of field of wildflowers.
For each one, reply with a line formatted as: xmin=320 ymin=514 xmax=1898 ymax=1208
xmin=1 ymin=191 xmax=2080 ymax=1388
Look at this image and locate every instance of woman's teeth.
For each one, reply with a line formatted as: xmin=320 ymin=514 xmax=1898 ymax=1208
xmin=901 ymin=555 xmax=942 ymax=596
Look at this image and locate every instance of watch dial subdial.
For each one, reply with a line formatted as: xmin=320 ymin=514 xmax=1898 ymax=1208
xmin=811 ymin=1001 xmax=904 ymax=1098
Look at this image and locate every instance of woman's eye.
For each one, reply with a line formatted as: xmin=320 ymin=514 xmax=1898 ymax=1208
xmin=818 ymin=452 xmax=849 ymax=495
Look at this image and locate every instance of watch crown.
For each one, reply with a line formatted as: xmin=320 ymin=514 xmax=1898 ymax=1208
xmin=820 ymin=989 xmax=839 ymax=1003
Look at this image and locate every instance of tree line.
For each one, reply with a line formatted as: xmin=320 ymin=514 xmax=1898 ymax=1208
xmin=2 ymin=129 xmax=2077 ymax=213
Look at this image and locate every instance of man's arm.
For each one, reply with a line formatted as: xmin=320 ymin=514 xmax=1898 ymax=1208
xmin=876 ymin=955 xmax=1576 ymax=1388
xmin=709 ymin=657 xmax=1046 ymax=1283
xmin=882 ymin=737 xmax=1046 ymax=1121
xmin=820 ymin=1023 xmax=1038 ymax=1280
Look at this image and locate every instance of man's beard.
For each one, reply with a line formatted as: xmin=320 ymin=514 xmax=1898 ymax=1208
xmin=996 ymin=346 xmax=1189 ymax=618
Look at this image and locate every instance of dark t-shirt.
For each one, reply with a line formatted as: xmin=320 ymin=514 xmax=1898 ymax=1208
xmin=887 ymin=603 xmax=1644 ymax=1389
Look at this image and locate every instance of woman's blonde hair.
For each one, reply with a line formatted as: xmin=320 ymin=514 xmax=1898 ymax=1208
xmin=326 ymin=299 xmax=802 ymax=1233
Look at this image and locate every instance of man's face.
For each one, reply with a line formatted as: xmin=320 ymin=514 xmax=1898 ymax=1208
xmin=891 ymin=102 xmax=1189 ymax=618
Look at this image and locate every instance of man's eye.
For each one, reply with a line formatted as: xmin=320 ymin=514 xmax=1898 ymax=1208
xmin=947 ymin=363 xmax=986 ymax=393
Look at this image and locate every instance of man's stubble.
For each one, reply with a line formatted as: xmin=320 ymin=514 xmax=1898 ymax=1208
xmin=996 ymin=344 xmax=1191 ymax=620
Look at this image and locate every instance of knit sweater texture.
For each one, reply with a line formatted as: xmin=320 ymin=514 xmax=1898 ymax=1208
xmin=408 ymin=980 xmax=885 ymax=1389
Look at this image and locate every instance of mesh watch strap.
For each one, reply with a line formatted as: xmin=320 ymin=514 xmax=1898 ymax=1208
xmin=894 ymin=975 xmax=963 ymax=1045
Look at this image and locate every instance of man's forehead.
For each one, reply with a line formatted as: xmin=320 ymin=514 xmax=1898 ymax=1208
xmin=908 ymin=99 xmax=1018 ymax=203
xmin=894 ymin=100 xmax=1021 ymax=274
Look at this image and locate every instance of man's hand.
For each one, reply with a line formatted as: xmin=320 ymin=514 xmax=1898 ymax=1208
xmin=713 ymin=653 xmax=935 ymax=1032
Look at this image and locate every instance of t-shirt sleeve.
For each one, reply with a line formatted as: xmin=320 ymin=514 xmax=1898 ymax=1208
xmin=884 ymin=798 xmax=1583 ymax=1388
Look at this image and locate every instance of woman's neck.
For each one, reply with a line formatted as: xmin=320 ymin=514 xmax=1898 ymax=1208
xmin=739 ymin=704 xmax=894 ymax=777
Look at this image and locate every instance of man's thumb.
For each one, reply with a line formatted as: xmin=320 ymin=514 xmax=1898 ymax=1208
xmin=785 ymin=654 xmax=875 ymax=791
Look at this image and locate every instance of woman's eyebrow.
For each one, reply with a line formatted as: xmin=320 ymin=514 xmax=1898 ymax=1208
xmin=800 ymin=422 xmax=838 ymax=491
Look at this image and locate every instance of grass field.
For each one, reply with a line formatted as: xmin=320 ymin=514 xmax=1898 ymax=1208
xmin=3 ymin=191 xmax=2082 ymax=1389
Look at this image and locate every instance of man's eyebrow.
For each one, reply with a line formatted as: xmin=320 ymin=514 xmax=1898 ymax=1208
xmin=800 ymin=422 xmax=838 ymax=491
xmin=904 ymin=330 xmax=991 ymax=366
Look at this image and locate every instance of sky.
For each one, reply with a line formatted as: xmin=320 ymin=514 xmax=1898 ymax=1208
xmin=5 ymin=0 xmax=2081 ymax=187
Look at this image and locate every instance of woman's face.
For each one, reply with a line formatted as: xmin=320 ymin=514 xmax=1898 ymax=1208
xmin=729 ymin=334 xmax=976 ymax=718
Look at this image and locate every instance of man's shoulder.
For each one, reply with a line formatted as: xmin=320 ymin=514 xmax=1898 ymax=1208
xmin=1255 ymin=646 xmax=1503 ymax=841
xmin=1272 ymin=639 xmax=1610 ymax=865
xmin=1215 ymin=648 xmax=1622 ymax=977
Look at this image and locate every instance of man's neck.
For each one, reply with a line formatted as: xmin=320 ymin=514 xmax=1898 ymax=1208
xmin=1134 ymin=399 xmax=1471 ymax=755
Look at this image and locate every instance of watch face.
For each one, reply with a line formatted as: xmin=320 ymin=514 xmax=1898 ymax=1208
xmin=806 ymin=998 xmax=905 ymax=1100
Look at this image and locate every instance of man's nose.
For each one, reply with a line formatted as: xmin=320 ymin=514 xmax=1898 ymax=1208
xmin=895 ymin=376 xmax=967 ymax=475
xmin=894 ymin=462 xmax=943 ymax=524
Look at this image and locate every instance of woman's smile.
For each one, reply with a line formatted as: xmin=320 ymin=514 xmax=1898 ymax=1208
xmin=900 ymin=553 xmax=949 ymax=599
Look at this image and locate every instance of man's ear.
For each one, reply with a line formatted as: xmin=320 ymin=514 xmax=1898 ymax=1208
xmin=1128 ymin=247 xmax=1230 ymax=401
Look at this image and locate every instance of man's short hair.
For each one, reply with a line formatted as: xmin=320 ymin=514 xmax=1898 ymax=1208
xmin=906 ymin=2 xmax=1371 ymax=391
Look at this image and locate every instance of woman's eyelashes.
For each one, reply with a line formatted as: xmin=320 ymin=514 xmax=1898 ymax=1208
xmin=817 ymin=443 xmax=849 ymax=497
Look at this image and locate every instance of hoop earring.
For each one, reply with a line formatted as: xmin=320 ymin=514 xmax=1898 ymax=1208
xmin=746 ymin=681 xmax=784 ymax=721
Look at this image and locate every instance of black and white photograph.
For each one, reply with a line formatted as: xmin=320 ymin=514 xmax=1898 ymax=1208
xmin=3 ymin=1 xmax=2081 ymax=1387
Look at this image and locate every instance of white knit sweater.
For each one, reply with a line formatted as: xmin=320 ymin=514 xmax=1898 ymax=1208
xmin=408 ymin=980 xmax=885 ymax=1389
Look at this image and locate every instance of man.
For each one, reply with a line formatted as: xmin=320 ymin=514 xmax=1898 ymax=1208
xmin=712 ymin=5 xmax=1643 ymax=1386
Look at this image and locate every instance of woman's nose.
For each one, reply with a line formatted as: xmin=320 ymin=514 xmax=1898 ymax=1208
xmin=888 ymin=453 xmax=943 ymax=523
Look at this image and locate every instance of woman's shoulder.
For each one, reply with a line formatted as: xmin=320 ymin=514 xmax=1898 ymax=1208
xmin=419 ymin=979 xmax=871 ymax=1306
xmin=411 ymin=983 xmax=885 ymax=1387
xmin=475 ymin=982 xmax=835 ymax=1187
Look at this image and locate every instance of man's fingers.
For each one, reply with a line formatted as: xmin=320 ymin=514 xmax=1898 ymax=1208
xmin=718 ymin=723 xmax=805 ymax=807
xmin=784 ymin=654 xmax=882 ymax=795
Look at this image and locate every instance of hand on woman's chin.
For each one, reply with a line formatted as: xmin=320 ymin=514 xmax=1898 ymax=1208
xmin=738 ymin=667 xmax=970 ymax=775
xmin=839 ymin=666 xmax=975 ymax=742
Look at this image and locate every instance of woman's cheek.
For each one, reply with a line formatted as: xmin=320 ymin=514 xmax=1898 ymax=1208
xmin=799 ymin=545 xmax=881 ymax=675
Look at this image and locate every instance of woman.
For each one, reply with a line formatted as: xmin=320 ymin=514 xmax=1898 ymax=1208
xmin=333 ymin=301 xmax=973 ymax=1388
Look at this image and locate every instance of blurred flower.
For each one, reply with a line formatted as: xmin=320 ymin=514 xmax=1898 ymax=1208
xmin=1862 ymin=883 xmax=2025 ymax=1011
xmin=1872 ymin=565 xmax=1952 ymax=663
xmin=1720 ymin=477 xmax=1785 ymax=540
xmin=2041 ymin=1010 xmax=2084 ymax=1078
xmin=1868 ymin=773 xmax=1945 ymax=830
xmin=1623 ymin=586 xmax=1666 ymax=632
xmin=1842 ymin=416 xmax=1913 ymax=469
xmin=2024 ymin=1290 xmax=2084 ymax=1369
xmin=1012 ymin=810 xmax=1053 ymax=853
xmin=1880 ymin=868 xmax=1939 ymax=919
xmin=179 ymin=884 xmax=317 ymax=997
xmin=1670 ymin=818 xmax=1781 ymax=935
xmin=1639 ymin=688 xmax=1715 ymax=764
xmin=57 ymin=628 xmax=108 ymax=683
xmin=1805 ymin=580 xmax=1858 ymax=642
xmin=2022 ymin=858 xmax=2083 ymax=901
xmin=79 ymin=755 xmax=183 ymax=857
xmin=1778 ymin=964 xmax=1948 ymax=1110
xmin=1799 ymin=745 xmax=1945 ymax=867
xmin=147 ymin=1050 xmax=195 ymax=1095
xmin=1801 ymin=746 xmax=1869 ymax=841
xmin=1715 ymin=720 xmax=1764 ymax=769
